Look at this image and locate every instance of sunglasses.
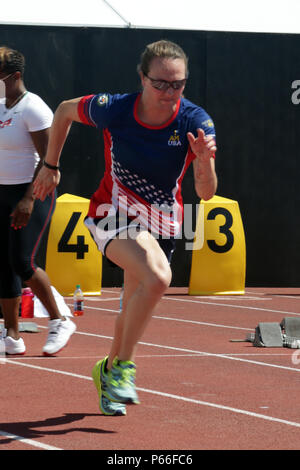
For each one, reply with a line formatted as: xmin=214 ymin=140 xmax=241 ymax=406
xmin=144 ymin=72 xmax=187 ymax=91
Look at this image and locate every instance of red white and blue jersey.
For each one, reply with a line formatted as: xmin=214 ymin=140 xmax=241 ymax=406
xmin=78 ymin=92 xmax=215 ymax=237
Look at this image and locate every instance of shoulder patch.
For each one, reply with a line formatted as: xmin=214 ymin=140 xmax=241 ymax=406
xmin=97 ymin=94 xmax=108 ymax=106
xmin=201 ymin=118 xmax=214 ymax=128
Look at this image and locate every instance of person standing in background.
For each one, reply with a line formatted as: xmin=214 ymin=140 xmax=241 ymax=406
xmin=0 ymin=46 xmax=76 ymax=356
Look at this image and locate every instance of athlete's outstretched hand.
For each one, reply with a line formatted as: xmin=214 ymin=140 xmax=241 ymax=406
xmin=187 ymin=128 xmax=216 ymax=162
xmin=187 ymin=128 xmax=217 ymax=200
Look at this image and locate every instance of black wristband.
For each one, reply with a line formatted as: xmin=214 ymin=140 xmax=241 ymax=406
xmin=43 ymin=160 xmax=60 ymax=170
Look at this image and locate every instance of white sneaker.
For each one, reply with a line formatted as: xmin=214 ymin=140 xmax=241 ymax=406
xmin=0 ymin=328 xmax=26 ymax=355
xmin=43 ymin=318 xmax=76 ymax=356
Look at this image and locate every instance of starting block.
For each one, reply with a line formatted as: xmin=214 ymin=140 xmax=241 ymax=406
xmin=253 ymin=322 xmax=284 ymax=347
xmin=45 ymin=193 xmax=102 ymax=296
xmin=280 ymin=317 xmax=300 ymax=347
xmin=188 ymin=195 xmax=246 ymax=295
xmin=232 ymin=317 xmax=300 ymax=348
xmin=281 ymin=317 xmax=300 ymax=338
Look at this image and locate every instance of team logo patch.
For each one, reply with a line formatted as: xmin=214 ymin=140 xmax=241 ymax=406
xmin=201 ymin=118 xmax=214 ymax=128
xmin=97 ymin=94 xmax=108 ymax=106
xmin=168 ymin=130 xmax=181 ymax=146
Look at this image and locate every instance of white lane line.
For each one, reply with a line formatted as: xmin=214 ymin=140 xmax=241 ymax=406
xmin=69 ymin=296 xmax=300 ymax=317
xmin=153 ymin=315 xmax=252 ymax=331
xmin=0 ymin=430 xmax=62 ymax=450
xmin=194 ymin=296 xmax=272 ymax=301
xmin=3 ymin=352 xmax=293 ymax=361
xmin=136 ymin=341 xmax=300 ymax=373
xmin=273 ymin=295 xmax=300 ymax=299
xmin=1 ymin=316 xmax=296 ymax=372
xmin=84 ymin=297 xmax=120 ymax=302
xmin=2 ymin=355 xmax=103 ymax=361
xmin=162 ymin=296 xmax=300 ymax=317
xmin=64 ymin=304 xmax=253 ymax=331
xmin=4 ymin=359 xmax=300 ymax=430
xmin=30 ymin=325 xmax=300 ymax=374
xmin=4 ymin=359 xmax=92 ymax=379
xmin=137 ymin=387 xmax=300 ymax=429
xmin=249 ymin=291 xmax=300 ymax=299
xmin=65 ymin=304 xmax=118 ymax=314
xmin=99 ymin=290 xmax=272 ymax=301
xmin=101 ymin=288 xmax=300 ymax=301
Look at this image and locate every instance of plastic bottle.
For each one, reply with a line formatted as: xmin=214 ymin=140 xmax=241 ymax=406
xmin=119 ymin=284 xmax=124 ymax=312
xmin=73 ymin=285 xmax=84 ymax=316
xmin=21 ymin=287 xmax=34 ymax=318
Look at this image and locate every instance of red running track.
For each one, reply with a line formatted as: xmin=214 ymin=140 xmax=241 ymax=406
xmin=1 ymin=287 xmax=300 ymax=451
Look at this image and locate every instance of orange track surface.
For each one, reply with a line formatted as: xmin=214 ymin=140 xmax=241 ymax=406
xmin=1 ymin=287 xmax=300 ymax=452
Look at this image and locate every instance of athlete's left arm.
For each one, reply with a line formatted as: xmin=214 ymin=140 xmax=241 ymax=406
xmin=187 ymin=128 xmax=217 ymax=200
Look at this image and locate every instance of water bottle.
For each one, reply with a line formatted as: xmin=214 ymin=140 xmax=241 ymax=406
xmin=0 ymin=327 xmax=6 ymax=360
xmin=73 ymin=285 xmax=84 ymax=316
xmin=21 ymin=287 xmax=34 ymax=318
xmin=119 ymin=284 xmax=124 ymax=312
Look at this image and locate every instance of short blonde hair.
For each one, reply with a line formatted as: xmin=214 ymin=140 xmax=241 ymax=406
xmin=137 ymin=40 xmax=189 ymax=77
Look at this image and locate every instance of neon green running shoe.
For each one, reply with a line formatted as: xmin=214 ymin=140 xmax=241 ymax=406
xmin=92 ymin=357 xmax=126 ymax=416
xmin=102 ymin=357 xmax=140 ymax=405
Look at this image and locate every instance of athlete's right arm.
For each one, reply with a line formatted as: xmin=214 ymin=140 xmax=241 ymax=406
xmin=33 ymin=97 xmax=83 ymax=201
